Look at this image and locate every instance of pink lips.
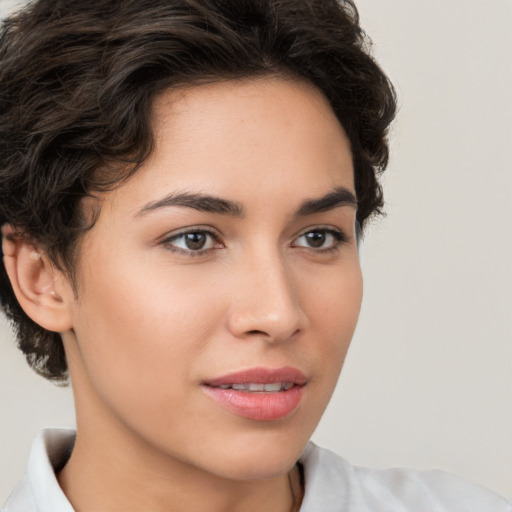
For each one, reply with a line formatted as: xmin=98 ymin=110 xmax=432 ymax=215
xmin=202 ymin=367 xmax=307 ymax=421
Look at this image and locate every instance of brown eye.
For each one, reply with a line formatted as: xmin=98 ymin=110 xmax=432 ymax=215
xmin=304 ymin=231 xmax=326 ymax=248
xmin=162 ymin=229 xmax=221 ymax=254
xmin=183 ymin=232 xmax=207 ymax=250
xmin=292 ymin=228 xmax=346 ymax=250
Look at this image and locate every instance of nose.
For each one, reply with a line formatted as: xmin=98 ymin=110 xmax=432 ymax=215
xmin=226 ymin=249 xmax=307 ymax=343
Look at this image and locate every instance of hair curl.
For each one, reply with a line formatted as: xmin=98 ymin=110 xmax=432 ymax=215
xmin=0 ymin=0 xmax=396 ymax=383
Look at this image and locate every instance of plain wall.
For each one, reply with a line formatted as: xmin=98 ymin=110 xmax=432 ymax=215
xmin=1 ymin=0 xmax=511 ymax=503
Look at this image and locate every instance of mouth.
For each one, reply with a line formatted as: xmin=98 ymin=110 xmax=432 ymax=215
xmin=202 ymin=367 xmax=307 ymax=421
xmin=211 ymin=382 xmax=295 ymax=392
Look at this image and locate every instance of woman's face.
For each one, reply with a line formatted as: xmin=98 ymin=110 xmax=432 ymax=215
xmin=64 ymin=77 xmax=363 ymax=480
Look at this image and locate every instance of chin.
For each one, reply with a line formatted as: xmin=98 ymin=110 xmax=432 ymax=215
xmin=210 ymin=451 xmax=302 ymax=482
xmin=188 ymin=427 xmax=311 ymax=482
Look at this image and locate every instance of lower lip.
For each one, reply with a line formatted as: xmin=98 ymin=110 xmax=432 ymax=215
xmin=202 ymin=385 xmax=304 ymax=421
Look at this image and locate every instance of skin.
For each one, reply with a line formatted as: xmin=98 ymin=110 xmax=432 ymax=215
xmin=4 ymin=77 xmax=363 ymax=512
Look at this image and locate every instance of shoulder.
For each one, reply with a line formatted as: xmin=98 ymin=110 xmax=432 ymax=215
xmin=299 ymin=442 xmax=512 ymax=512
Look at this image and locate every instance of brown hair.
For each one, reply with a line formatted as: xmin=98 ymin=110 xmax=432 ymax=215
xmin=0 ymin=0 xmax=396 ymax=382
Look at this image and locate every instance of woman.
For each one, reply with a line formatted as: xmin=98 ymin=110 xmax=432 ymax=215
xmin=0 ymin=1 xmax=510 ymax=511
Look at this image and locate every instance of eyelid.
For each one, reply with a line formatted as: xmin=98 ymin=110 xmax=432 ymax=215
xmin=293 ymin=225 xmax=348 ymax=240
xmin=291 ymin=226 xmax=349 ymax=250
xmin=158 ymin=226 xmax=224 ymax=255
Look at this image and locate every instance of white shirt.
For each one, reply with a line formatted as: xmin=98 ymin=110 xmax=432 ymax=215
xmin=2 ymin=429 xmax=511 ymax=512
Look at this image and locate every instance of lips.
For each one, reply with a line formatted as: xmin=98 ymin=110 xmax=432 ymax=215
xmin=202 ymin=367 xmax=306 ymax=421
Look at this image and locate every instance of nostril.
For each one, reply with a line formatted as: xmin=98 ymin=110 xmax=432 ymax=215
xmin=245 ymin=328 xmax=301 ymax=341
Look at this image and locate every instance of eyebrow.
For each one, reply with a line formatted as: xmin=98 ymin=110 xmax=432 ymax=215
xmin=135 ymin=186 xmax=357 ymax=219
xmin=294 ymin=187 xmax=357 ymax=217
xmin=136 ymin=192 xmax=244 ymax=218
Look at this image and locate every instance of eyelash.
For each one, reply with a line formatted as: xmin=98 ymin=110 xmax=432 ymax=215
xmin=292 ymin=228 xmax=348 ymax=253
xmin=159 ymin=226 xmax=348 ymax=257
xmin=159 ymin=227 xmax=222 ymax=257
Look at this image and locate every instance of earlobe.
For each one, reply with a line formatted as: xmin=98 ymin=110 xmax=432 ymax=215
xmin=1 ymin=225 xmax=74 ymax=333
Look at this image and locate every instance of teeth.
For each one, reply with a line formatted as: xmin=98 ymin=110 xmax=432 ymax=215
xmin=218 ymin=382 xmax=294 ymax=392
xmin=263 ymin=383 xmax=282 ymax=392
xmin=231 ymin=383 xmax=250 ymax=391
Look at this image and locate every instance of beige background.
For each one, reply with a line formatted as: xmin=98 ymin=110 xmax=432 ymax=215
xmin=1 ymin=0 xmax=511 ymax=504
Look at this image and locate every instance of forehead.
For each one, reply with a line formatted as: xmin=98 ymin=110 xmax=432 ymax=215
xmin=152 ymin=76 xmax=345 ymax=138
xmin=92 ymin=77 xmax=354 ymax=223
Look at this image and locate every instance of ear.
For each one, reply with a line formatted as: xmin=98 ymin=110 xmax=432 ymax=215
xmin=1 ymin=225 xmax=74 ymax=333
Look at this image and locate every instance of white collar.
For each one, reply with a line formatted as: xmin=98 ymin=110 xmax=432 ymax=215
xmin=3 ymin=429 xmax=75 ymax=511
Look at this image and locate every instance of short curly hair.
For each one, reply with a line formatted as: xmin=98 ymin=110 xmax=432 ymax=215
xmin=0 ymin=0 xmax=396 ymax=383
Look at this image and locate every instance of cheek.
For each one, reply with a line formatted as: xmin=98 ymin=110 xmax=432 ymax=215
xmin=305 ymin=259 xmax=362 ymax=333
xmin=301 ymin=261 xmax=363 ymax=377
xmin=70 ymin=253 xmax=225 ymax=409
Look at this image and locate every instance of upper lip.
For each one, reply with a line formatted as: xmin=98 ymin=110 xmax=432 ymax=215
xmin=203 ymin=366 xmax=307 ymax=387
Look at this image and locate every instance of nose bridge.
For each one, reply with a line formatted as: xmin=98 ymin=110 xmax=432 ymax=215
xmin=227 ymin=243 xmax=305 ymax=342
